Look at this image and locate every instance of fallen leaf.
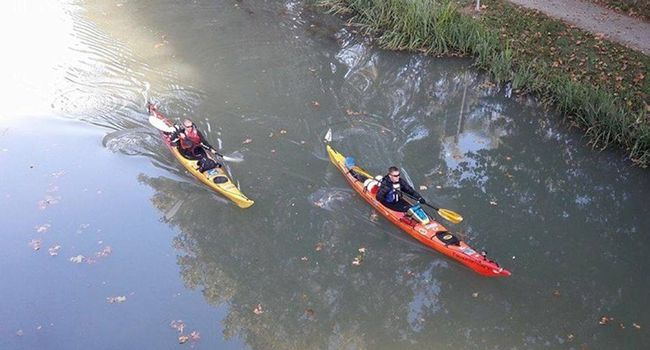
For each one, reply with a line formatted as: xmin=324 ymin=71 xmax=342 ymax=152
xmin=170 ymin=320 xmax=185 ymax=333
xmin=38 ymin=195 xmax=61 ymax=210
xmin=242 ymin=138 xmax=252 ymax=144
xmin=29 ymin=239 xmax=42 ymax=251
xmin=48 ymin=245 xmax=61 ymax=256
xmin=253 ymin=304 xmax=264 ymax=315
xmin=279 ymin=129 xmax=287 ymax=134
xmin=106 ymin=296 xmax=127 ymax=304
xmin=301 ymin=256 xmax=308 ymax=261
xmin=358 ymin=247 xmax=366 ymax=253
xmin=95 ymin=246 xmax=112 ymax=258
xmin=419 ymin=185 xmax=428 ymax=190
xmin=489 ymin=201 xmax=498 ymax=206
xmin=310 ymin=101 xmax=320 ymax=108
xmin=632 ymin=323 xmax=641 ymax=329
xmin=69 ymin=255 xmax=86 ymax=264
xmin=35 ymin=224 xmax=51 ymax=233
xmin=189 ymin=331 xmax=200 ymax=342
xmin=472 ymin=292 xmax=479 ymax=298
xmin=599 ymin=316 xmax=610 ymax=325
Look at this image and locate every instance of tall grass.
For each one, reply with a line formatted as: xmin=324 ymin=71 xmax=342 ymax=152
xmin=318 ymin=0 xmax=649 ymax=167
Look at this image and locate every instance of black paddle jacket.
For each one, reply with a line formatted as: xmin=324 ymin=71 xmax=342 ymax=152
xmin=375 ymin=175 xmax=422 ymax=205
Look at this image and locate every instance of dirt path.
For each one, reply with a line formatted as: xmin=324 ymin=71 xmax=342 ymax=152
xmin=506 ymin=0 xmax=650 ymax=55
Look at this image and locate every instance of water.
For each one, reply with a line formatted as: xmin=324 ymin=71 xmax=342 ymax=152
xmin=1 ymin=1 xmax=648 ymax=349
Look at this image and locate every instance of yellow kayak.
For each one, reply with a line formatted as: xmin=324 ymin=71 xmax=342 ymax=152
xmin=149 ymin=105 xmax=254 ymax=208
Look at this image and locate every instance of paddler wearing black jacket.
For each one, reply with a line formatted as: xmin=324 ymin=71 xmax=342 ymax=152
xmin=376 ymin=166 xmax=425 ymax=212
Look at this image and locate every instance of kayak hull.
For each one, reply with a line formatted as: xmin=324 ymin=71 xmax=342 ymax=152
xmin=149 ymin=108 xmax=254 ymax=208
xmin=326 ymin=145 xmax=509 ymax=277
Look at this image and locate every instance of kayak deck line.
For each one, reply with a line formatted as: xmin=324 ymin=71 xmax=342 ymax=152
xmin=326 ymin=144 xmax=510 ymax=277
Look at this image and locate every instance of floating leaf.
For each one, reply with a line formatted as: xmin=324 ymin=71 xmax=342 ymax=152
xmin=106 ymin=296 xmax=127 ymax=304
xmin=95 ymin=246 xmax=112 ymax=258
xmin=170 ymin=320 xmax=185 ymax=333
xmin=29 ymin=239 xmax=42 ymax=251
xmin=35 ymin=224 xmax=51 ymax=233
xmin=178 ymin=335 xmax=189 ymax=344
xmin=599 ymin=316 xmax=610 ymax=325
xmin=48 ymin=245 xmax=61 ymax=256
xmin=69 ymin=255 xmax=86 ymax=264
xmin=189 ymin=331 xmax=200 ymax=342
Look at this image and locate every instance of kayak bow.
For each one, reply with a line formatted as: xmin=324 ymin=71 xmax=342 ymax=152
xmin=326 ymin=144 xmax=510 ymax=277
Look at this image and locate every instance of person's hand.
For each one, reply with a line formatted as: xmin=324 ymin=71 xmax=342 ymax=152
xmin=210 ymin=149 xmax=217 ymax=155
xmin=179 ymin=133 xmax=186 ymax=139
xmin=418 ymin=198 xmax=426 ymax=204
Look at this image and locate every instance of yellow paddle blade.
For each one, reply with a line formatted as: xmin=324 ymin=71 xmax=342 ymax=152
xmin=351 ymin=166 xmax=373 ymax=179
xmin=437 ymin=208 xmax=463 ymax=224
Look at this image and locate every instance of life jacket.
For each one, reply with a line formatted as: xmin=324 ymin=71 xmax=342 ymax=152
xmin=180 ymin=127 xmax=202 ymax=151
xmin=384 ymin=179 xmax=401 ymax=203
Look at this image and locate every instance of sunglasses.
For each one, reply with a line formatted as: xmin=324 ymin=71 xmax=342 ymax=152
xmin=389 ymin=173 xmax=400 ymax=177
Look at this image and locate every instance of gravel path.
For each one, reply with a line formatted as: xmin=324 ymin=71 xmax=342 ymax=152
xmin=506 ymin=0 xmax=650 ymax=54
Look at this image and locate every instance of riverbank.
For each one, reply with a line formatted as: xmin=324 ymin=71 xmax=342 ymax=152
xmin=317 ymin=0 xmax=650 ymax=167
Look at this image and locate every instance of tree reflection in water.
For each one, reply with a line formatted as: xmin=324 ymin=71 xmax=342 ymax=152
xmin=136 ymin=35 xmax=649 ymax=350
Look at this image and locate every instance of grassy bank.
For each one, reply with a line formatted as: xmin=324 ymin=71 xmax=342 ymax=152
xmin=317 ymin=0 xmax=650 ymax=167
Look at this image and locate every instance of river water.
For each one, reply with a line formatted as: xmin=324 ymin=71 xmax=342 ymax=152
xmin=1 ymin=1 xmax=648 ymax=349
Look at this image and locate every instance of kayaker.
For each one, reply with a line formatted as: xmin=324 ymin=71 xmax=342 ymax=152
xmin=170 ymin=119 xmax=217 ymax=161
xmin=376 ymin=166 xmax=425 ymax=212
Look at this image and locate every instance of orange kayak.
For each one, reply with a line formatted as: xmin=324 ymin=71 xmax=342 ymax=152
xmin=326 ymin=144 xmax=510 ymax=277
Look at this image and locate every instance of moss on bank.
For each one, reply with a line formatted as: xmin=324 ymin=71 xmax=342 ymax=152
xmin=317 ymin=0 xmax=650 ymax=167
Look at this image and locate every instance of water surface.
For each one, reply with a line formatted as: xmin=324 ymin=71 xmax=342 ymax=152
xmin=1 ymin=1 xmax=648 ymax=349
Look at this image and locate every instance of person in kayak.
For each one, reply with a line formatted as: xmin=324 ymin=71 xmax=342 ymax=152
xmin=170 ymin=119 xmax=216 ymax=161
xmin=376 ymin=166 xmax=425 ymax=212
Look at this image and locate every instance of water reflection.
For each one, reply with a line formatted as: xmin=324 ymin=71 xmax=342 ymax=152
xmin=5 ymin=0 xmax=647 ymax=348
xmin=138 ymin=21 xmax=650 ymax=344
